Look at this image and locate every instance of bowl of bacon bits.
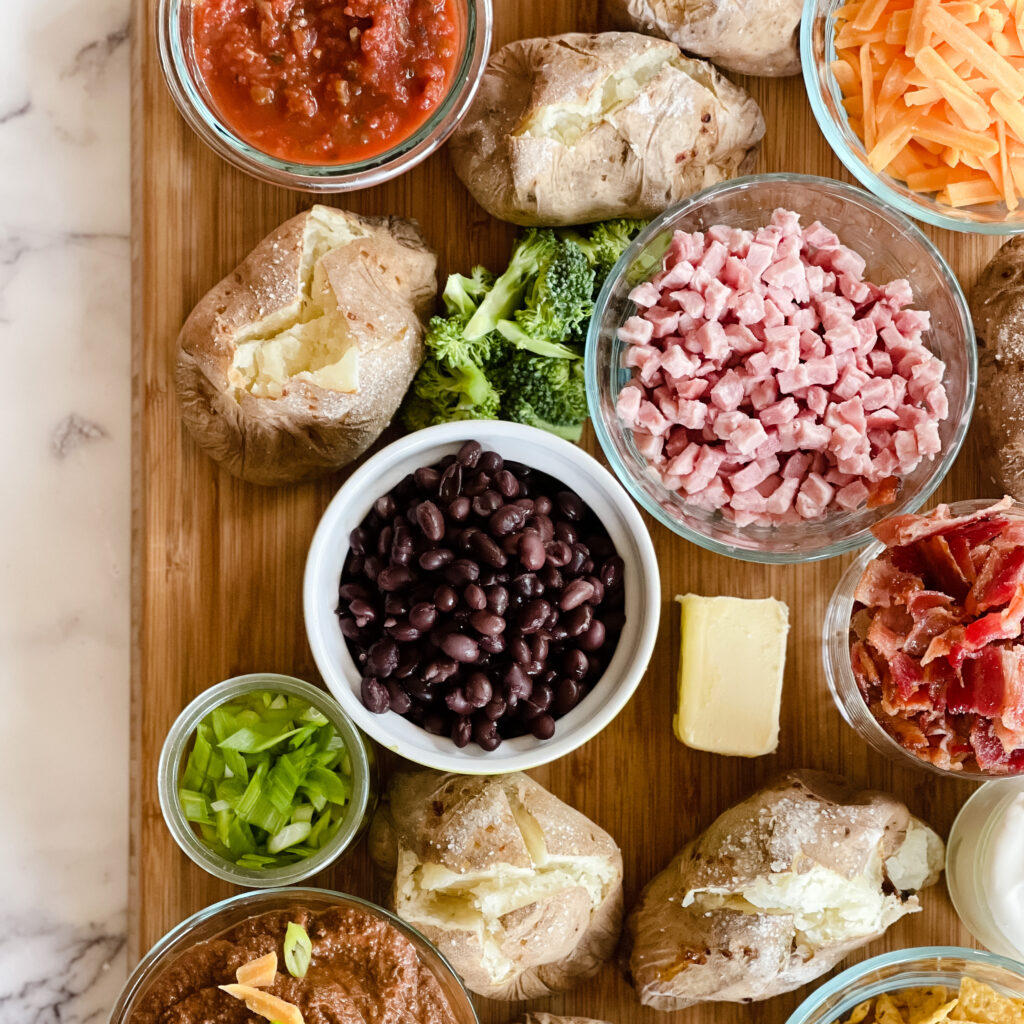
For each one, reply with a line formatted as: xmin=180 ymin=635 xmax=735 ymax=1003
xmin=586 ymin=174 xmax=976 ymax=563
xmin=825 ymin=497 xmax=1024 ymax=777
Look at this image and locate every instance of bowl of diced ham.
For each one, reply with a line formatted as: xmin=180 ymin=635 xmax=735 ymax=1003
xmin=825 ymin=498 xmax=1024 ymax=778
xmin=585 ymin=173 xmax=976 ymax=562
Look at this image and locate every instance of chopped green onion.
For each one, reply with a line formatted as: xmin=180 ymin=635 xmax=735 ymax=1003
xmin=284 ymin=922 xmax=312 ymax=979
xmin=177 ymin=689 xmax=355 ymax=872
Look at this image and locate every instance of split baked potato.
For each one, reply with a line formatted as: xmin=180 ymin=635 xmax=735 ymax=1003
xmin=176 ymin=206 xmax=437 ymax=486
xmin=626 ymin=770 xmax=944 ymax=1009
xmin=970 ymin=237 xmax=1024 ymax=501
xmin=605 ymin=0 xmax=802 ymax=76
xmin=369 ymin=770 xmax=623 ymax=1001
xmin=449 ymin=32 xmax=765 ymax=226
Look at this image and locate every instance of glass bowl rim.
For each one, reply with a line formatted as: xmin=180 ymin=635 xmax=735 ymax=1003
xmin=799 ymin=0 xmax=1024 ymax=235
xmin=108 ymin=886 xmax=480 ymax=1024
xmin=157 ymin=673 xmax=374 ymax=886
xmin=585 ymin=171 xmax=977 ymax=565
xmin=823 ymin=498 xmax=1024 ymax=781
xmin=786 ymin=945 xmax=1024 ymax=1024
xmin=155 ymin=0 xmax=493 ymax=190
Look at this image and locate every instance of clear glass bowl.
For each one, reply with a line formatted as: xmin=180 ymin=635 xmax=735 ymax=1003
xmin=158 ymin=673 xmax=376 ymax=886
xmin=585 ymin=173 xmax=976 ymax=564
xmin=801 ymin=0 xmax=1024 ymax=233
xmin=824 ymin=500 xmax=1024 ymax=780
xmin=787 ymin=947 xmax=1024 ymax=1024
xmin=108 ymin=888 xmax=479 ymax=1024
xmin=156 ymin=0 xmax=492 ymax=191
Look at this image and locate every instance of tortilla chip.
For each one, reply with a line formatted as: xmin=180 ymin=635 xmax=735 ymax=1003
xmin=951 ymin=978 xmax=1024 ymax=1024
xmin=844 ymin=999 xmax=875 ymax=1024
xmin=877 ymin=993 xmax=911 ymax=1024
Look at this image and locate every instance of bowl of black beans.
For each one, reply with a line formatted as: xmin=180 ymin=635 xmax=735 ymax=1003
xmin=304 ymin=421 xmax=661 ymax=772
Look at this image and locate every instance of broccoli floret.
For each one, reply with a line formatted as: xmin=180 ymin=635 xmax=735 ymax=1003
xmin=424 ymin=314 xmax=496 ymax=368
xmin=514 ymin=239 xmax=595 ymax=344
xmin=402 ymin=354 xmax=500 ymax=431
xmin=401 ymin=316 xmax=501 ymax=430
xmin=493 ymin=350 xmax=588 ymax=441
xmin=463 ymin=228 xmax=559 ymax=340
xmin=441 ymin=266 xmax=495 ymax=319
xmin=562 ymin=219 xmax=648 ymax=289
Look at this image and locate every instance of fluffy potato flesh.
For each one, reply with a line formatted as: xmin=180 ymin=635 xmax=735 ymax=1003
xmin=230 ymin=209 xmax=364 ymax=399
xmin=395 ymin=798 xmax=618 ymax=984
xmin=680 ymin=819 xmax=938 ymax=956
xmin=517 ymin=47 xmax=681 ymax=145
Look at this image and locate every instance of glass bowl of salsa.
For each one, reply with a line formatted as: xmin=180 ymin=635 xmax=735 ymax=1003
xmin=157 ymin=0 xmax=493 ymax=191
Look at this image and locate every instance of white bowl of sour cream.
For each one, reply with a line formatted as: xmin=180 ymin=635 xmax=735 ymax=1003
xmin=946 ymin=778 xmax=1024 ymax=959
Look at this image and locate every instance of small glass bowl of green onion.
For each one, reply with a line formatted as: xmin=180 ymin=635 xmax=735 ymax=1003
xmin=158 ymin=673 xmax=375 ymax=887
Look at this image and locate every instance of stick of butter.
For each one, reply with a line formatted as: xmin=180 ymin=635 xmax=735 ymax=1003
xmin=673 ymin=594 xmax=789 ymax=757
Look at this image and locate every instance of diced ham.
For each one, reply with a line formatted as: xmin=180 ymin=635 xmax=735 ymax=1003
xmin=616 ymin=207 xmax=947 ymax=526
xmin=617 ymin=385 xmax=642 ymax=424
xmin=796 ymin=472 xmax=835 ymax=519
xmin=629 ymin=281 xmax=660 ymax=307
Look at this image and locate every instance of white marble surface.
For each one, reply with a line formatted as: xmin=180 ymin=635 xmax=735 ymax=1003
xmin=0 ymin=0 xmax=131 ymax=1020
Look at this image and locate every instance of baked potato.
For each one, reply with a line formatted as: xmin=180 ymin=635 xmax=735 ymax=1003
xmin=626 ymin=770 xmax=944 ymax=1010
xmin=176 ymin=205 xmax=437 ymax=486
xmin=369 ymin=770 xmax=623 ymax=1001
xmin=448 ymin=32 xmax=765 ymax=226
xmin=605 ymin=0 xmax=802 ymax=76
xmin=970 ymin=237 xmax=1024 ymax=501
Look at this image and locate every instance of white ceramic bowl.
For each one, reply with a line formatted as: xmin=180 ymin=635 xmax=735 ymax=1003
xmin=304 ymin=421 xmax=661 ymax=773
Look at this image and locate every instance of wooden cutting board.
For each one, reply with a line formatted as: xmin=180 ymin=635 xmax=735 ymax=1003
xmin=130 ymin=2 xmax=1005 ymax=1022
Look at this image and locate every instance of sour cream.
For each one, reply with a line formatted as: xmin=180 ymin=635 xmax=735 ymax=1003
xmin=947 ymin=778 xmax=1024 ymax=960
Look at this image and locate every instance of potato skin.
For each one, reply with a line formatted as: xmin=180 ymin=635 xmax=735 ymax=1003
xmin=604 ymin=0 xmax=802 ymax=76
xmin=370 ymin=771 xmax=624 ymax=1001
xmin=175 ymin=208 xmax=436 ymax=486
xmin=970 ymin=236 xmax=1024 ymax=501
xmin=449 ymin=32 xmax=765 ymax=226
xmin=626 ymin=771 xmax=942 ymax=1010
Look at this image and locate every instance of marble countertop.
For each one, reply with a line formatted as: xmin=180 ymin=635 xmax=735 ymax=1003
xmin=1 ymin=0 xmax=131 ymax=1019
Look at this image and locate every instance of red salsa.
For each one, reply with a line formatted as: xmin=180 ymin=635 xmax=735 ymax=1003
xmin=192 ymin=0 xmax=462 ymax=165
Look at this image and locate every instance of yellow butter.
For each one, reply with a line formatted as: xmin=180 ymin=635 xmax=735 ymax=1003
xmin=673 ymin=594 xmax=789 ymax=757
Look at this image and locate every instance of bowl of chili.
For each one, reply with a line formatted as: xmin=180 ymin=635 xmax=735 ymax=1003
xmin=157 ymin=0 xmax=493 ymax=191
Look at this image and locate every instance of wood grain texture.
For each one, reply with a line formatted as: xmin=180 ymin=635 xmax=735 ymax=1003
xmin=131 ymin=3 xmax=1004 ymax=1022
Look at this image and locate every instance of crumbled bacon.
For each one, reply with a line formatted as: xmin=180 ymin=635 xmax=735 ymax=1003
xmin=851 ymin=499 xmax=1024 ymax=773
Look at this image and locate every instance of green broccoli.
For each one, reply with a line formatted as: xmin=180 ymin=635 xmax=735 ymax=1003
xmin=513 ymin=239 xmax=595 ymax=344
xmin=495 ymin=319 xmax=578 ymax=361
xmin=493 ymin=350 xmax=588 ymax=442
xmin=425 ymin=313 xmax=496 ymax=368
xmin=463 ymin=228 xmax=559 ymax=340
xmin=561 ymin=219 xmax=648 ymax=289
xmin=402 ymin=351 xmax=500 ymax=431
xmin=441 ymin=266 xmax=495 ymax=319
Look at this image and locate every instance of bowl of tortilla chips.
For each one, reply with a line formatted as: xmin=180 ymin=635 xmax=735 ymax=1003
xmin=787 ymin=948 xmax=1024 ymax=1024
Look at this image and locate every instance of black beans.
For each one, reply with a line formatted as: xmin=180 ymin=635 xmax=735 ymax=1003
xmin=471 ymin=610 xmax=505 ymax=636
xmin=444 ymin=559 xmax=480 ymax=586
xmin=457 ymin=440 xmax=482 ymax=467
xmin=530 ymin=713 xmax=556 ymax=740
xmin=337 ymin=444 xmax=626 ymax=751
xmin=386 ymin=681 xmax=412 ymax=714
xmin=410 ymin=602 xmax=437 ymax=632
xmin=416 ymin=501 xmax=445 ymax=541
xmin=361 ymin=677 xmax=389 ymax=714
xmin=479 ymin=450 xmax=503 ymax=476
xmin=367 ymin=639 xmax=399 ymax=677
xmin=519 ymin=599 xmax=551 ymax=635
xmin=441 ymin=632 xmax=479 ymax=663
xmin=560 ymin=579 xmax=596 ymax=611
xmin=466 ymin=672 xmax=493 ymax=707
